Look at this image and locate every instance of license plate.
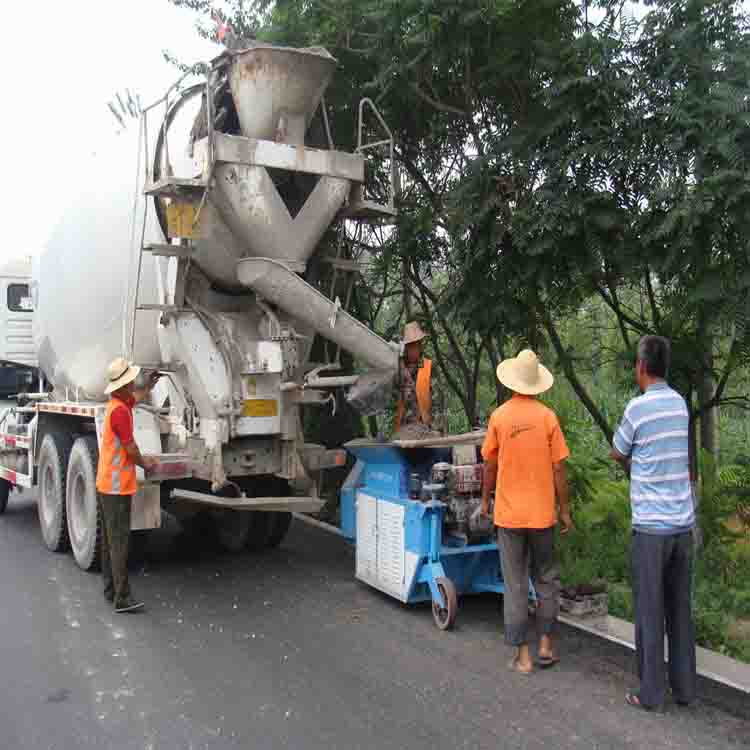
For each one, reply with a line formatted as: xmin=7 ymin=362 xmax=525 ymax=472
xmin=242 ymin=399 xmax=278 ymax=418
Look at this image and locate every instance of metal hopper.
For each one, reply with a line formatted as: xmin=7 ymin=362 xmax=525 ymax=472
xmin=146 ymin=43 xmax=398 ymax=375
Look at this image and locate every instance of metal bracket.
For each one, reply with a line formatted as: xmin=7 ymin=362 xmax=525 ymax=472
xmin=329 ymin=296 xmax=341 ymax=329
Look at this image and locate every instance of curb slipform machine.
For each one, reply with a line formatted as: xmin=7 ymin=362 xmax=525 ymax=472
xmin=0 ymin=43 xmax=401 ymax=566
xmin=340 ymin=433 xmax=535 ymax=630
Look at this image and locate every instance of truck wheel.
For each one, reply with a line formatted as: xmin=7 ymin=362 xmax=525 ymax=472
xmin=66 ymin=436 xmax=102 ymax=571
xmin=244 ymin=512 xmax=274 ymax=552
xmin=212 ymin=510 xmax=253 ymax=553
xmin=266 ymin=512 xmax=293 ymax=550
xmin=38 ymin=432 xmax=73 ymax=552
xmin=264 ymin=478 xmax=293 ymax=550
xmin=0 ymin=479 xmax=11 ymax=515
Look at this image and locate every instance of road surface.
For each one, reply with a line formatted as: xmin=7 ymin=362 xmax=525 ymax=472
xmin=0 ymin=490 xmax=747 ymax=750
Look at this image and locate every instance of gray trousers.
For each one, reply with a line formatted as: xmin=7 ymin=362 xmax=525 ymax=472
xmin=100 ymin=494 xmax=132 ymax=607
xmin=497 ymin=527 xmax=560 ymax=646
xmin=632 ymin=531 xmax=696 ymax=707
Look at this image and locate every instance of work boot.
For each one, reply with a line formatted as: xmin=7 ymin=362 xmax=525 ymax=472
xmin=114 ymin=597 xmax=144 ymax=614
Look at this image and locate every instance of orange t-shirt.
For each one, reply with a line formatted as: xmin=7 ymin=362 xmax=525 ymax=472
xmin=481 ymin=395 xmax=570 ymax=529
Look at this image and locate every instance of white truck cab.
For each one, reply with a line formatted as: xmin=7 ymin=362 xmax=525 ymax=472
xmin=0 ymin=257 xmax=36 ymax=397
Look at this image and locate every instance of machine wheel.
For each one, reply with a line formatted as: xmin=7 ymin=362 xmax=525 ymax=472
xmin=66 ymin=436 xmax=102 ymax=571
xmin=266 ymin=512 xmax=293 ymax=550
xmin=37 ymin=432 xmax=73 ymax=552
xmin=431 ymin=577 xmax=458 ymax=631
xmin=0 ymin=479 xmax=11 ymax=515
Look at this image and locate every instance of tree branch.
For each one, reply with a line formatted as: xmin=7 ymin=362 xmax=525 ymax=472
xmin=542 ymin=312 xmax=614 ymax=443
xmin=644 ymin=267 xmax=662 ymax=329
xmin=595 ymin=285 xmax=650 ymax=335
xmin=410 ymin=83 xmax=468 ymax=117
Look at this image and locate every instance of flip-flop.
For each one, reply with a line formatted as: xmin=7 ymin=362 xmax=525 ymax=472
xmin=508 ymin=657 xmax=533 ymax=675
xmin=536 ymin=655 xmax=560 ymax=669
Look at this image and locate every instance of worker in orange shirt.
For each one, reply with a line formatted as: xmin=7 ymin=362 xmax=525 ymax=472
xmin=393 ymin=321 xmax=433 ymax=439
xmin=480 ymin=349 xmax=573 ymax=674
xmin=96 ymin=358 xmax=160 ymax=613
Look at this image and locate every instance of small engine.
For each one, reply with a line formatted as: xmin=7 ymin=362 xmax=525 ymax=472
xmin=416 ymin=459 xmax=494 ymax=543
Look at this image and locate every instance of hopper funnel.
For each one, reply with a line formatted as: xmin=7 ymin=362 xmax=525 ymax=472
xmin=229 ymin=44 xmax=337 ymax=145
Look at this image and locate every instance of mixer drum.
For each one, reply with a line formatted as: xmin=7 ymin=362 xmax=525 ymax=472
xmin=34 ymin=128 xmax=162 ymax=399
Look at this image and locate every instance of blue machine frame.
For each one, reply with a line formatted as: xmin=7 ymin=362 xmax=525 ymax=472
xmin=340 ymin=439 xmax=535 ymax=628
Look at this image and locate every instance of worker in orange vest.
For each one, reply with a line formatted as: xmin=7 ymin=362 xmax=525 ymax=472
xmin=96 ymin=358 xmax=160 ymax=613
xmin=394 ymin=321 xmax=433 ymax=438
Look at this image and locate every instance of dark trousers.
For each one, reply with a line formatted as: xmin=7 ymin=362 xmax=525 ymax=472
xmin=632 ymin=531 xmax=696 ymax=707
xmin=497 ymin=527 xmax=560 ymax=646
xmin=100 ymin=493 xmax=132 ymax=607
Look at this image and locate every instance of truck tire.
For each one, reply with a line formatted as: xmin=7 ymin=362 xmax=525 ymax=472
xmin=232 ymin=477 xmax=276 ymax=552
xmin=265 ymin=478 xmax=293 ymax=549
xmin=244 ymin=512 xmax=274 ymax=552
xmin=212 ymin=510 xmax=254 ymax=553
xmin=266 ymin=512 xmax=293 ymax=550
xmin=0 ymin=479 xmax=11 ymax=515
xmin=38 ymin=432 xmax=73 ymax=552
xmin=66 ymin=436 xmax=102 ymax=571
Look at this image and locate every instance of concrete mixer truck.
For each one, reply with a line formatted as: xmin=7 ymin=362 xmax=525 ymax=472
xmin=0 ymin=43 xmax=399 ymax=568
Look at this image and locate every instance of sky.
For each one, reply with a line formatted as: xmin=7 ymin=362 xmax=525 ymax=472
xmin=0 ymin=0 xmax=218 ymax=262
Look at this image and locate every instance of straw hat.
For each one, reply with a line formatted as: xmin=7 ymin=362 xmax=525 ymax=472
xmin=104 ymin=357 xmax=141 ymax=395
xmin=496 ymin=349 xmax=553 ymax=395
xmin=403 ymin=321 xmax=427 ymax=345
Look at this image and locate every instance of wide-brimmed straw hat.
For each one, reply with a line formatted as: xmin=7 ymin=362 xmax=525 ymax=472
xmin=104 ymin=357 xmax=141 ymax=395
xmin=403 ymin=321 xmax=427 ymax=345
xmin=496 ymin=349 xmax=554 ymax=395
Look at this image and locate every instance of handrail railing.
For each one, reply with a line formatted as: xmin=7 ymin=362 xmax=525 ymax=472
xmin=127 ymin=63 xmax=215 ymax=360
xmin=356 ymin=98 xmax=397 ymax=212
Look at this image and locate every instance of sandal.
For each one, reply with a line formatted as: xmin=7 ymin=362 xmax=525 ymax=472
xmin=536 ymin=654 xmax=560 ymax=669
xmin=625 ymin=691 xmax=662 ymax=712
xmin=508 ymin=657 xmax=533 ymax=675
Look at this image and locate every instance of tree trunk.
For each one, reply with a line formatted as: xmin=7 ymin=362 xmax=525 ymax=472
xmin=687 ymin=389 xmax=699 ymax=482
xmin=697 ymin=315 xmax=719 ymax=462
xmin=368 ymin=415 xmax=379 ymax=438
xmin=402 ymin=257 xmax=412 ymax=321
xmin=542 ymin=313 xmax=614 ymax=444
xmin=485 ymin=335 xmax=509 ymax=409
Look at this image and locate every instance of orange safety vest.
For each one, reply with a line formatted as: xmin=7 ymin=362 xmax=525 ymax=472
xmin=96 ymin=397 xmax=137 ymax=496
xmin=394 ymin=358 xmax=432 ymax=432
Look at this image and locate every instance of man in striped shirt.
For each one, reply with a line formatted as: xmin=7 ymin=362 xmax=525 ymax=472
xmin=611 ymin=335 xmax=696 ymax=711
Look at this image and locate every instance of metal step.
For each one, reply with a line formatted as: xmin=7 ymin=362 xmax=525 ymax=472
xmin=143 ymin=177 xmax=207 ymax=199
xmin=339 ymin=199 xmax=397 ymax=222
xmin=170 ymin=488 xmax=324 ymax=513
xmin=136 ymin=304 xmax=190 ymax=313
xmin=320 ymin=257 xmax=369 ymax=273
xmin=136 ymin=363 xmax=181 ymax=373
xmin=143 ymin=244 xmax=193 ymax=258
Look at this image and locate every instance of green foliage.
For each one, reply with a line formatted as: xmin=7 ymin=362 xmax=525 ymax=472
xmin=559 ymin=444 xmax=750 ymax=662
xmin=558 ymin=471 xmax=631 ymax=586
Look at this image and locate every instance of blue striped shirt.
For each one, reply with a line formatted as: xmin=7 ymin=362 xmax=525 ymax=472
xmin=613 ymin=382 xmax=695 ymax=533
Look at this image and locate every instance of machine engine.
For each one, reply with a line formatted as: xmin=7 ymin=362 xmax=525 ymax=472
xmin=411 ymin=455 xmax=494 ymax=544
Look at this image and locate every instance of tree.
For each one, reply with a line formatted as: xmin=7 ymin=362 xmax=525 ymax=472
xmin=167 ymin=0 xmax=750 ymax=467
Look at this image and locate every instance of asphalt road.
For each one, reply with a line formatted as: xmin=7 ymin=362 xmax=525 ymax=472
xmin=0 ymin=490 xmax=747 ymax=750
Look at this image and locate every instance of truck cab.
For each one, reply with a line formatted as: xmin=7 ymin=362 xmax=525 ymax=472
xmin=0 ymin=257 xmax=36 ymax=398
